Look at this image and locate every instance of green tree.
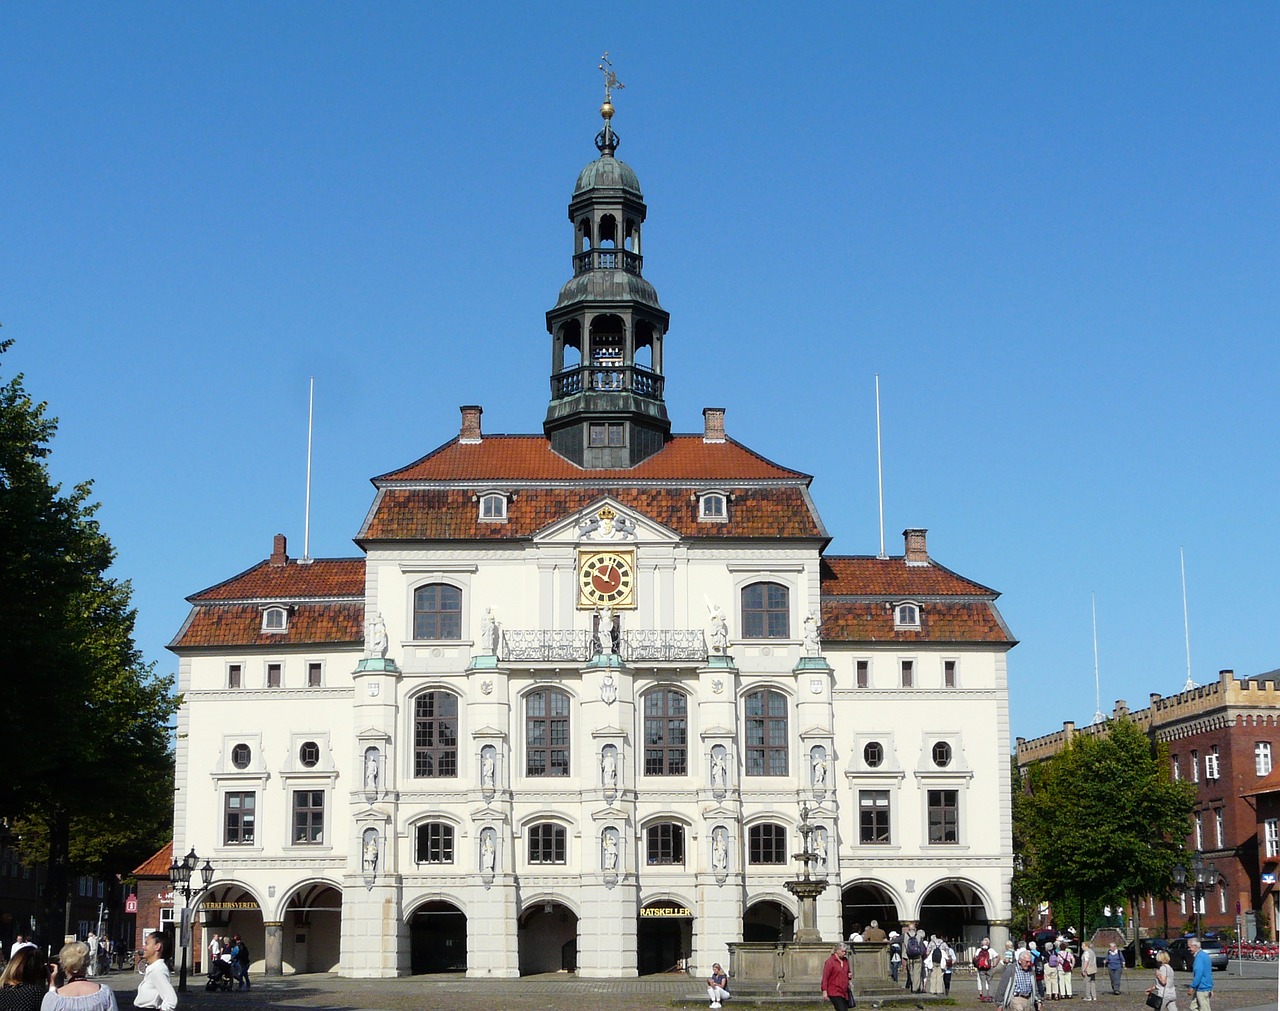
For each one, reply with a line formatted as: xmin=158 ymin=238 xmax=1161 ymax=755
xmin=0 ymin=340 xmax=177 ymax=938
xmin=1015 ymin=717 xmax=1194 ymax=936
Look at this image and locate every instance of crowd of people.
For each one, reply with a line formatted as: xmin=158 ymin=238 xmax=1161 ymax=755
xmin=205 ymin=934 xmax=251 ymax=991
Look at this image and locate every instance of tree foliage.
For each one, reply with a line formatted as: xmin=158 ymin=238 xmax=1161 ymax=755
xmin=0 ymin=340 xmax=177 ymax=932
xmin=1015 ymin=717 xmax=1195 ymax=923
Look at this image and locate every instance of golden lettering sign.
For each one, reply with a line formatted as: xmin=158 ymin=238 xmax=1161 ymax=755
xmin=640 ymin=905 xmax=692 ymax=918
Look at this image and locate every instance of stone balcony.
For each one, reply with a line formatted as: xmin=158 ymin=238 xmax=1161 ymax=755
xmin=498 ymin=628 xmax=706 ymax=664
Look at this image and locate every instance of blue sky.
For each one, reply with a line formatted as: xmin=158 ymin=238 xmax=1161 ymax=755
xmin=3 ymin=4 xmax=1276 ymax=742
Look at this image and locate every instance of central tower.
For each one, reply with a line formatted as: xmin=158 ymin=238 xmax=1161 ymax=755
xmin=544 ymin=85 xmax=671 ymax=468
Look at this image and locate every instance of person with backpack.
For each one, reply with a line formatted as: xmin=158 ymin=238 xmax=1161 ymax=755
xmin=1045 ymin=944 xmax=1061 ymax=999
xmin=974 ymin=937 xmax=995 ymax=1001
xmin=888 ymin=931 xmax=902 ymax=984
xmin=927 ymin=935 xmax=946 ymax=994
xmin=905 ymin=929 xmax=926 ymax=992
xmin=1057 ymin=941 xmax=1074 ymax=999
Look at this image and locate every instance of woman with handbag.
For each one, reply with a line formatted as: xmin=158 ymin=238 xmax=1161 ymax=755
xmin=1146 ymin=951 xmax=1176 ymax=1011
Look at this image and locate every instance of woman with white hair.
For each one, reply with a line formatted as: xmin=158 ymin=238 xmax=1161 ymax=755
xmin=40 ymin=942 xmax=118 ymax=1011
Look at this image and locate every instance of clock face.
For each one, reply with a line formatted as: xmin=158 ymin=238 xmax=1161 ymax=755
xmin=579 ymin=550 xmax=636 ymax=609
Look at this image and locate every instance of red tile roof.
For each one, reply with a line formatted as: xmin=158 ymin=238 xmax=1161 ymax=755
xmin=169 ymin=602 xmax=365 ymax=649
xmin=190 ymin=558 xmax=365 ymax=601
xmin=820 ymin=556 xmax=997 ymax=596
xmin=1242 ymin=767 xmax=1280 ymax=798
xmin=375 ymin=435 xmax=809 ymax=483
xmin=361 ymin=487 xmax=823 ymax=541
xmin=132 ymin=841 xmax=172 ymax=878
xmin=820 ymin=600 xmax=1015 ymax=644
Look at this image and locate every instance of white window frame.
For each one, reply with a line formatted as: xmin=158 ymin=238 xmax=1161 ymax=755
xmin=1206 ymin=746 xmax=1220 ymax=781
xmin=262 ymin=606 xmax=289 ymax=633
xmin=265 ymin=661 xmax=283 ymax=689
xmin=478 ymin=492 xmax=508 ymax=522
xmin=942 ymin=658 xmax=958 ymax=688
xmin=1194 ymin=811 xmax=1203 ymax=849
xmin=1264 ymin=818 xmax=1279 ymax=858
xmin=1172 ymin=755 xmax=1180 ymax=781
xmin=894 ymin=602 xmax=921 ymax=630
xmin=1257 ymin=742 xmax=1273 ymax=777
xmin=306 ymin=660 xmax=324 ymax=688
xmin=900 ymin=658 xmax=915 ymax=688
xmin=855 ymin=658 xmax=870 ymax=689
xmin=226 ymin=662 xmax=244 ymax=689
xmin=1215 ymin=808 xmax=1224 ymax=848
xmin=1218 ymin=882 xmax=1227 ymax=914
xmin=1191 ymin=750 xmax=1200 ymax=782
xmin=698 ymin=491 xmax=729 ymax=522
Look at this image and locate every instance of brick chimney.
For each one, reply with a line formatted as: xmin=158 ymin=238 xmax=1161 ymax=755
xmin=702 ymin=407 xmax=726 ymax=443
xmin=903 ymin=528 xmax=929 ymax=566
xmin=269 ymin=533 xmax=288 ymax=567
xmin=459 ymin=405 xmax=483 ymax=444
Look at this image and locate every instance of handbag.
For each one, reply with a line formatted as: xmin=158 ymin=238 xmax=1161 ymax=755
xmin=1146 ymin=992 xmax=1164 ymax=1010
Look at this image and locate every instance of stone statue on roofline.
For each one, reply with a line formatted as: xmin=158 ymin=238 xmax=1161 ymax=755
xmin=367 ymin=613 xmax=389 ymax=659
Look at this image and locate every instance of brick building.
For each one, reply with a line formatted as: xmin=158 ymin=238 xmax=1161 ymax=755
xmin=1016 ymin=668 xmax=1280 ymax=939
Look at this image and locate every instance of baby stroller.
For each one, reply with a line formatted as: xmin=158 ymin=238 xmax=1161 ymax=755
xmin=206 ymin=957 xmax=236 ymax=992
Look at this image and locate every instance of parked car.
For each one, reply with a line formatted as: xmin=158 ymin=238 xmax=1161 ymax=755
xmin=1166 ymin=936 xmax=1229 ymax=972
xmin=1133 ymin=938 xmax=1170 ymax=968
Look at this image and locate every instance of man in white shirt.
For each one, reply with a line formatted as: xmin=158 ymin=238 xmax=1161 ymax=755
xmin=10 ymin=934 xmax=37 ymax=958
xmin=134 ymin=932 xmax=178 ymax=1011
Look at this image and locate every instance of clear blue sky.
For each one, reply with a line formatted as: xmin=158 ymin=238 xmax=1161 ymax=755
xmin=3 ymin=3 xmax=1276 ymax=742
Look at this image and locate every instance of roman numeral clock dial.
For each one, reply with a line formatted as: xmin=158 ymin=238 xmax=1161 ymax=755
xmin=578 ymin=550 xmax=636 ymax=609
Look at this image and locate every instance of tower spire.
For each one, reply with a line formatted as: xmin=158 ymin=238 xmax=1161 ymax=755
xmin=596 ymin=52 xmax=624 ymax=156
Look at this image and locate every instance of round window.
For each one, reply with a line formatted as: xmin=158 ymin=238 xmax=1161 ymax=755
xmin=932 ymin=741 xmax=952 ymax=767
xmin=231 ymin=743 xmax=251 ymax=769
xmin=864 ymin=742 xmax=884 ymax=768
xmin=299 ymin=741 xmax=320 ymax=768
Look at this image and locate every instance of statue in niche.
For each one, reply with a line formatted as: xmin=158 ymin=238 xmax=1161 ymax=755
xmin=602 ymin=748 xmax=617 ymax=789
xmin=481 ymin=749 xmax=495 ymax=788
xmin=812 ymin=748 xmax=828 ymax=788
xmin=712 ymin=828 xmax=728 ymax=870
xmin=364 ymin=749 xmax=379 ymax=791
xmin=814 ymin=828 xmax=828 ymax=870
xmin=362 ymin=830 xmax=378 ymax=872
xmin=711 ymin=750 xmax=727 ymax=790
xmin=367 ymin=613 xmax=389 ymax=659
xmin=803 ymin=611 xmax=821 ymax=656
xmin=707 ymin=603 xmax=728 ymax=655
xmin=479 ymin=607 xmax=499 ymax=654
xmin=481 ymin=831 xmax=496 ymax=873
xmin=603 ymin=832 xmax=618 ymax=871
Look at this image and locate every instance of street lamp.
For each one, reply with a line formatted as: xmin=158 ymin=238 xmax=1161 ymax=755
xmin=1173 ymin=853 xmax=1215 ymax=938
xmin=168 ymin=847 xmax=215 ymax=993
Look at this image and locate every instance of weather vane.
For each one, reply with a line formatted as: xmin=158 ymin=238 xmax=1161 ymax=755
xmin=599 ymin=51 xmax=624 ymax=105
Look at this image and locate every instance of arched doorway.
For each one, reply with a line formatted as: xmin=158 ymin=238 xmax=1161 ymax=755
xmin=409 ymin=900 xmax=466 ymax=973
xmin=917 ymin=881 xmax=989 ymax=946
xmin=517 ymin=900 xmax=578 ymax=975
xmin=743 ymin=900 xmax=794 ymax=942
xmin=843 ymin=882 xmax=901 ymax=938
xmin=281 ymin=883 xmax=342 ymax=973
xmin=637 ymin=900 xmax=692 ymax=975
xmin=198 ymin=883 xmax=264 ymax=978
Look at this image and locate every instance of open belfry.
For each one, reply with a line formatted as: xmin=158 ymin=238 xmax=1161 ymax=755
xmin=170 ymin=63 xmax=1016 ymax=978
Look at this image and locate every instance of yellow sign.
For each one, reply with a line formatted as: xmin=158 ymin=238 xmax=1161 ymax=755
xmin=201 ymin=901 xmax=261 ymax=910
xmin=640 ymin=905 xmax=692 ymax=918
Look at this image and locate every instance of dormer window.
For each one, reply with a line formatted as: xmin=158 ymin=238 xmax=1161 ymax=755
xmin=262 ymin=606 xmax=288 ymax=633
xmin=698 ymin=492 xmax=728 ymax=521
xmin=479 ymin=492 xmax=508 ymax=521
xmin=894 ymin=603 xmax=920 ymax=629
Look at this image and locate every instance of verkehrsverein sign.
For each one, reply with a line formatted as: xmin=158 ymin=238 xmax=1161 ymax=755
xmin=200 ymin=901 xmax=261 ymax=911
xmin=639 ymin=904 xmax=692 ymax=918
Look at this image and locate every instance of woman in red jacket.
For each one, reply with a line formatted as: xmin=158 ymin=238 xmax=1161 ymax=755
xmin=821 ymin=942 xmax=855 ymax=1011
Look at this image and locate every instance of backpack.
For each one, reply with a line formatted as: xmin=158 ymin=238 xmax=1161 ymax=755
xmin=932 ymin=945 xmax=943 ymax=965
xmin=907 ymin=936 xmax=924 ymax=959
xmin=974 ymin=948 xmax=991 ymax=971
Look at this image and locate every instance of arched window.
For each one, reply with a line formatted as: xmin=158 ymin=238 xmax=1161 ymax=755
xmin=745 ymin=689 xmax=788 ymax=776
xmin=262 ymin=606 xmax=288 ymax=632
xmin=742 ymin=582 xmax=789 ymax=638
xmin=748 ymin=823 xmax=787 ymax=864
xmin=699 ymin=492 xmax=727 ymax=520
xmin=527 ymin=822 xmax=567 ymax=864
xmin=642 ymin=687 xmax=688 ymax=776
xmin=413 ymin=691 xmax=459 ymax=778
xmin=479 ymin=493 xmax=507 ymax=520
xmin=646 ymin=822 xmax=685 ymax=865
xmin=415 ymin=822 xmax=455 ymax=864
xmin=895 ymin=603 xmax=920 ymax=628
xmin=526 ymin=689 xmax=570 ymax=777
xmin=414 ymin=583 xmax=462 ymax=640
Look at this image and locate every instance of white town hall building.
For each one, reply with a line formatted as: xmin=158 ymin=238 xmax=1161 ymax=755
xmin=168 ymin=94 xmax=1017 ymax=978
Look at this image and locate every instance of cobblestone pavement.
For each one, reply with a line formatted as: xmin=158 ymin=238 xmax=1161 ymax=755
xmin=94 ymin=968 xmax=1278 ymax=1011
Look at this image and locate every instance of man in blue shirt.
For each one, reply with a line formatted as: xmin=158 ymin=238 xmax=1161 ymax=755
xmin=1185 ymin=937 xmax=1213 ymax=1011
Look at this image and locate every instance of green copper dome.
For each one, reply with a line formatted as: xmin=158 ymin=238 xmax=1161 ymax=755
xmin=573 ymin=155 xmax=643 ymax=198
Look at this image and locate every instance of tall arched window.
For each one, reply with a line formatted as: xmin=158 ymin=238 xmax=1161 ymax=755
xmin=745 ymin=689 xmax=788 ymax=776
xmin=526 ymin=689 xmax=570 ymax=777
xmin=742 ymin=582 xmax=790 ymax=638
xmin=414 ymin=583 xmax=462 ymax=640
xmin=414 ymin=691 xmax=459 ymax=778
xmin=642 ymin=687 xmax=688 ymax=776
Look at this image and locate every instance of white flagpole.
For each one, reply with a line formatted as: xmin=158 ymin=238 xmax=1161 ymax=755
xmin=302 ymin=377 xmax=315 ymax=563
xmin=1092 ymin=592 xmax=1105 ymax=724
xmin=876 ymin=374 xmax=886 ymax=559
xmin=1181 ymin=546 xmax=1195 ymax=690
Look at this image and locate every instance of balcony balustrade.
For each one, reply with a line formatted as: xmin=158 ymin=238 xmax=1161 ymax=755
xmin=573 ymin=248 xmax=643 ymax=275
xmin=497 ymin=628 xmax=707 ymax=664
xmin=550 ymin=365 xmax=664 ymax=401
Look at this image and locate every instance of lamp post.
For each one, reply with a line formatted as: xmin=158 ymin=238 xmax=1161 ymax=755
xmin=168 ymin=847 xmax=215 ymax=993
xmin=1174 ymin=853 xmax=1214 ymax=938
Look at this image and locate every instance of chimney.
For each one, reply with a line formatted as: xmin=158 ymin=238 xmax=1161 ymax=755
xmin=270 ymin=533 xmax=288 ymax=567
xmin=459 ymin=405 xmax=483 ymax=444
xmin=702 ymin=407 xmax=726 ymax=443
xmin=903 ymin=528 xmax=929 ymax=566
